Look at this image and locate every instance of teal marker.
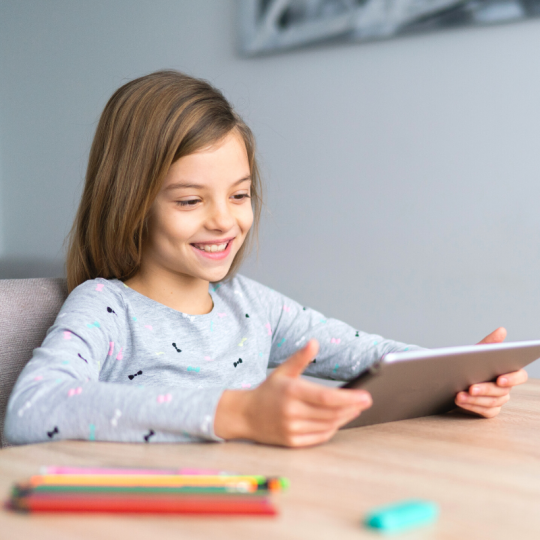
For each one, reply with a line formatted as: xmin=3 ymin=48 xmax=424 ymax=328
xmin=364 ymin=499 xmax=439 ymax=533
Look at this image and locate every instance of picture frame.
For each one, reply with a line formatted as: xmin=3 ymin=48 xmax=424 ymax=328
xmin=238 ymin=0 xmax=540 ymax=56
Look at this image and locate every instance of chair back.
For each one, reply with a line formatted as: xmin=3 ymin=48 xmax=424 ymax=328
xmin=0 ymin=278 xmax=68 ymax=447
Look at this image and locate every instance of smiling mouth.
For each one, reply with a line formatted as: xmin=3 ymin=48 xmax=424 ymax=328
xmin=190 ymin=240 xmax=231 ymax=253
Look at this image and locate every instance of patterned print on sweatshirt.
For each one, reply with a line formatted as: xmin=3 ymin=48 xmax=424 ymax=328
xmin=4 ymin=274 xmax=424 ymax=445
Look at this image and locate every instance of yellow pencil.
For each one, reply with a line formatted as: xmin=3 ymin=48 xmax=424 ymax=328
xmin=29 ymin=474 xmax=286 ymax=491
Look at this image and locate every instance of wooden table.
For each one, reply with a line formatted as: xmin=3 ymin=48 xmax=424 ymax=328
xmin=2 ymin=380 xmax=540 ymax=540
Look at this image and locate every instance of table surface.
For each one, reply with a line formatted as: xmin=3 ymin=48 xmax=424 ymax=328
xmin=2 ymin=380 xmax=540 ymax=540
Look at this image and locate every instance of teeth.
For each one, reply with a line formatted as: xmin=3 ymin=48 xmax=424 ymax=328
xmin=194 ymin=242 xmax=228 ymax=253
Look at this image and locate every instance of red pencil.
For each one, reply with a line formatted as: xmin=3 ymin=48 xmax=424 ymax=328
xmin=9 ymin=493 xmax=277 ymax=516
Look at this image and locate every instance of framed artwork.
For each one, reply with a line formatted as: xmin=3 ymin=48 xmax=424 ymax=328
xmin=239 ymin=0 xmax=540 ymax=56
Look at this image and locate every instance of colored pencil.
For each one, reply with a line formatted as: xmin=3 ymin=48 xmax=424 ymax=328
xmin=8 ymin=467 xmax=287 ymax=517
xmin=9 ymin=493 xmax=277 ymax=515
xmin=28 ymin=474 xmax=288 ymax=491
xmin=13 ymin=484 xmax=259 ymax=497
xmin=40 ymin=466 xmax=232 ymax=476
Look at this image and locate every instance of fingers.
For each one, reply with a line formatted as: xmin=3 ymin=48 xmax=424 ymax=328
xmin=254 ymin=349 xmax=373 ymax=448
xmin=497 ymin=369 xmax=528 ymax=387
xmin=307 ymin=403 xmax=366 ymax=421
xmin=467 ymin=383 xmax=510 ymax=397
xmin=455 ymin=402 xmax=502 ymax=419
xmin=284 ymin=431 xmax=336 ymax=448
xmin=284 ymin=401 xmax=365 ymax=423
xmin=272 ymin=339 xmax=319 ymax=378
xmin=285 ymin=408 xmax=362 ymax=434
xmin=278 ymin=385 xmax=369 ymax=433
xmin=456 ymin=392 xmax=510 ymax=409
xmin=476 ymin=327 xmax=507 ymax=345
xmin=466 ymin=370 xmax=528 ymax=398
xmin=293 ymin=378 xmax=372 ymax=409
xmin=271 ymin=386 xmax=368 ymax=448
xmin=453 ymin=368 xmax=528 ymax=420
xmin=277 ymin=407 xmax=363 ymax=447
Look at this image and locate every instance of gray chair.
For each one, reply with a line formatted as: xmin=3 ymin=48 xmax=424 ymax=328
xmin=0 ymin=278 xmax=68 ymax=447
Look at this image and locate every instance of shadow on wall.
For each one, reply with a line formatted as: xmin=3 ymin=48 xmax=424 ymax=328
xmin=0 ymin=257 xmax=66 ymax=279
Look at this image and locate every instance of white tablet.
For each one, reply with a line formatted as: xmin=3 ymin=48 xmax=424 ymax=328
xmin=340 ymin=340 xmax=540 ymax=429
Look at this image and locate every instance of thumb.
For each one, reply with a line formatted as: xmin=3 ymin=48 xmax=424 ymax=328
xmin=272 ymin=339 xmax=319 ymax=378
xmin=477 ymin=327 xmax=507 ymax=345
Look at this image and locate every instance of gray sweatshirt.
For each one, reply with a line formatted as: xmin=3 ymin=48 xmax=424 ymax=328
xmin=4 ymin=274 xmax=422 ymax=445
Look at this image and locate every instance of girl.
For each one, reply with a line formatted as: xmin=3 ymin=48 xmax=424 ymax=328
xmin=4 ymin=71 xmax=527 ymax=448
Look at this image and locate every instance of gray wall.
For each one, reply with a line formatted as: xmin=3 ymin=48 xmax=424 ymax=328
xmin=1 ymin=1 xmax=540 ymax=375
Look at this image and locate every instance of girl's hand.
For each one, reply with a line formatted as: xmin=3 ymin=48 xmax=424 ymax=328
xmin=214 ymin=339 xmax=372 ymax=447
xmin=455 ymin=327 xmax=528 ymax=418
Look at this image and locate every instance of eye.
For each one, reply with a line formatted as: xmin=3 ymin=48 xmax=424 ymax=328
xmin=176 ymin=194 xmax=251 ymax=207
xmin=176 ymin=199 xmax=199 ymax=207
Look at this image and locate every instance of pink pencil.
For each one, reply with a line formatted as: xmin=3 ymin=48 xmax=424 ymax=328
xmin=40 ymin=466 xmax=234 ymax=476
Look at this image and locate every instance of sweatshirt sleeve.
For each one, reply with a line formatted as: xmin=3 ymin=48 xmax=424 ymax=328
xmin=3 ymin=279 xmax=224 ymax=445
xmin=257 ymin=283 xmax=426 ymax=381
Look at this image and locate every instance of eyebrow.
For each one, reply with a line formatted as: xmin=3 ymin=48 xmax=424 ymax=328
xmin=164 ymin=176 xmax=252 ymax=191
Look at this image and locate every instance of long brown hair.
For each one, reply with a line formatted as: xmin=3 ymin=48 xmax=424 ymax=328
xmin=64 ymin=70 xmax=263 ymax=294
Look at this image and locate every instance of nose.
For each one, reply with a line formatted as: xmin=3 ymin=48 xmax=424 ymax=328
xmin=206 ymin=199 xmax=236 ymax=233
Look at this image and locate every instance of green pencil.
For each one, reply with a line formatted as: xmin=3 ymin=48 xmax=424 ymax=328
xmin=12 ymin=483 xmax=262 ymax=498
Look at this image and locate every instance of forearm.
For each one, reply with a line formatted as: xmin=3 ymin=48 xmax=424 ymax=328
xmin=5 ymin=372 xmax=225 ymax=445
xmin=263 ymin=285 xmax=425 ymax=381
xmin=274 ymin=320 xmax=425 ymax=382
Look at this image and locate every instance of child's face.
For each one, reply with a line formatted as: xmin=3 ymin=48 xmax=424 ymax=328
xmin=143 ymin=130 xmax=254 ymax=284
